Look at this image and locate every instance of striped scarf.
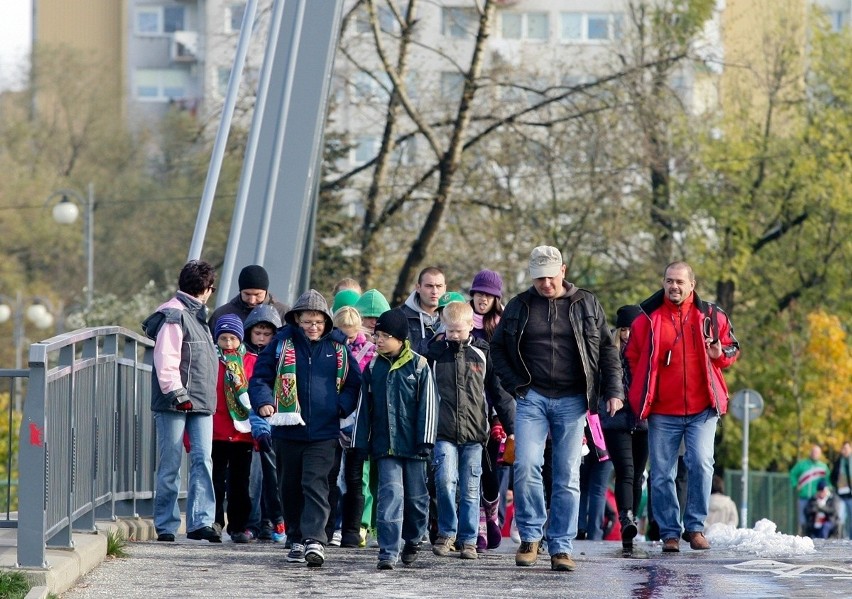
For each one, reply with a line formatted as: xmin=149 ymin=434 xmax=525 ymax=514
xmin=219 ymin=346 xmax=251 ymax=433
xmin=270 ymin=337 xmax=349 ymax=426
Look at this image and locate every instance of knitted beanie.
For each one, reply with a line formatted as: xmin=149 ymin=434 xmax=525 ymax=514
xmin=615 ymin=305 xmax=642 ymax=329
xmin=238 ymin=265 xmax=270 ymax=291
xmin=214 ymin=313 xmax=244 ymax=342
xmin=470 ymin=269 xmax=503 ymax=299
xmin=374 ymin=309 xmax=409 ymax=340
xmin=332 ymin=289 xmax=361 ymax=313
xmin=438 ymin=291 xmax=467 ymax=309
xmin=353 ymin=289 xmax=391 ymax=318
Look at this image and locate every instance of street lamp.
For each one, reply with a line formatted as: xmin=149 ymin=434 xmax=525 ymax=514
xmin=46 ymin=183 xmax=94 ymax=312
xmin=0 ymin=293 xmax=56 ymax=411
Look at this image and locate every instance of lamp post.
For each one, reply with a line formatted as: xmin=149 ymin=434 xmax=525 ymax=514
xmin=0 ymin=292 xmax=56 ymax=411
xmin=47 ymin=183 xmax=94 ymax=312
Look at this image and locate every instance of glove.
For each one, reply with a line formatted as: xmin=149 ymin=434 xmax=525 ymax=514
xmin=255 ymin=433 xmax=272 ymax=453
xmin=175 ymin=400 xmax=193 ymax=411
xmin=238 ymin=392 xmax=251 ymax=411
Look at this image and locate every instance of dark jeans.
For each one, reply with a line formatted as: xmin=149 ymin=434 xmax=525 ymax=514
xmin=258 ymin=445 xmax=283 ymax=526
xmin=212 ymin=440 xmax=254 ymax=535
xmin=481 ymin=436 xmax=501 ymax=501
xmin=276 ymin=437 xmax=337 ymax=544
xmin=602 ymin=428 xmax=649 ymax=516
xmin=324 ymin=444 xmax=344 ymax=542
xmin=341 ymin=448 xmax=366 ymax=541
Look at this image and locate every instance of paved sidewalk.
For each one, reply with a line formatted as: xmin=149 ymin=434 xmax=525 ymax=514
xmin=58 ymin=532 xmax=852 ymax=598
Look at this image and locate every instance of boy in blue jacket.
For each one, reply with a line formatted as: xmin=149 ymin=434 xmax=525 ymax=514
xmin=249 ymin=290 xmax=361 ymax=568
xmin=353 ymin=309 xmax=439 ymax=571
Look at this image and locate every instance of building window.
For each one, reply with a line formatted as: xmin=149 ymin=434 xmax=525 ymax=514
xmin=135 ymin=5 xmax=186 ymax=35
xmin=351 ymin=71 xmax=391 ymax=103
xmin=559 ymin=12 xmax=624 ymax=42
xmin=227 ymin=3 xmax=246 ymax=32
xmin=442 ymin=7 xmax=477 ymax=38
xmin=440 ymin=71 xmax=465 ymax=99
xmin=354 ymin=4 xmax=400 ymax=34
xmin=500 ymin=12 xmax=549 ymax=41
xmin=135 ymin=68 xmax=191 ymax=102
xmin=353 ymin=136 xmax=379 ymax=164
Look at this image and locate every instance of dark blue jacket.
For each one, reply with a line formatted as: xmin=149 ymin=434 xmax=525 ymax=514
xmin=352 ymin=342 xmax=438 ymax=460
xmin=248 ymin=324 xmax=361 ymax=442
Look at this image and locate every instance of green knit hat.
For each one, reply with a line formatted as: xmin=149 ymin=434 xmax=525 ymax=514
xmin=354 ymin=289 xmax=391 ymax=318
xmin=332 ymin=289 xmax=361 ymax=313
xmin=438 ymin=291 xmax=466 ymax=310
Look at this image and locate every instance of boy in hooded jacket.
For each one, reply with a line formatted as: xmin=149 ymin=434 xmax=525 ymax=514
xmin=249 ymin=290 xmax=362 ymax=567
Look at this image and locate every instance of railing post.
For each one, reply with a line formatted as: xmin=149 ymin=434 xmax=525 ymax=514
xmin=16 ymin=344 xmax=49 ymax=568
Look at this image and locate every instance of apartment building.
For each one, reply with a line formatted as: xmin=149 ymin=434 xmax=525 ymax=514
xmin=34 ymin=0 xmax=848 ymax=137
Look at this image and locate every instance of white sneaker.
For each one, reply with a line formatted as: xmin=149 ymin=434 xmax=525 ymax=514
xmin=305 ymin=541 xmax=325 ymax=567
xmin=286 ymin=543 xmax=306 ymax=563
xmin=329 ymin=530 xmax=342 ymax=547
xmin=510 ymin=517 xmax=521 ymax=543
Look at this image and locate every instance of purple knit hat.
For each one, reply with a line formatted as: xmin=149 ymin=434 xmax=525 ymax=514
xmin=470 ymin=269 xmax=503 ymax=299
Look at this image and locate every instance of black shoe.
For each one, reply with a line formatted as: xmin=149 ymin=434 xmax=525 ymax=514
xmin=401 ymin=542 xmax=420 ymax=565
xmin=575 ymin=529 xmax=587 ymax=541
xmin=258 ymin=522 xmax=274 ymax=541
xmin=187 ymin=526 xmax=222 ymax=543
xmin=619 ymin=510 xmax=638 ymax=543
xmin=157 ymin=533 xmax=175 ymax=542
xmin=340 ymin=533 xmax=361 ymax=548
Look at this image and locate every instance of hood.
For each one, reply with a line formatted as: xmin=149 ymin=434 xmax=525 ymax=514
xmin=245 ymin=303 xmax=283 ymax=331
xmin=284 ymin=289 xmax=333 ymax=332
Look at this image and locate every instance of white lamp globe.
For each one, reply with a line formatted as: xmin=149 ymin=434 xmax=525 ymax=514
xmin=0 ymin=304 xmax=11 ymax=323
xmin=52 ymin=197 xmax=80 ymax=224
xmin=26 ymin=304 xmax=48 ymax=324
xmin=33 ymin=312 xmax=54 ymax=329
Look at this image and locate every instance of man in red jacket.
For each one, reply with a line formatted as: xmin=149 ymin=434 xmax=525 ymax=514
xmin=626 ymin=262 xmax=740 ymax=553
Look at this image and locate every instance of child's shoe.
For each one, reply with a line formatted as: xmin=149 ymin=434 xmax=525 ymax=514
xmin=271 ymin=522 xmax=286 ymax=543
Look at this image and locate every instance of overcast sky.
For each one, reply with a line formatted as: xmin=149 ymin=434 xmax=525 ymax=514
xmin=0 ymin=0 xmax=32 ymax=91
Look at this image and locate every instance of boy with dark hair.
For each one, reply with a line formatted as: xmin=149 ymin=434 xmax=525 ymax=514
xmin=353 ymin=309 xmax=439 ymax=570
xmin=244 ymin=305 xmax=286 ymax=542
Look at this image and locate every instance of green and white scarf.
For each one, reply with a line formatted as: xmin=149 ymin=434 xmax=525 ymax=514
xmin=219 ymin=346 xmax=252 ymax=433
xmin=270 ymin=337 xmax=349 ymax=426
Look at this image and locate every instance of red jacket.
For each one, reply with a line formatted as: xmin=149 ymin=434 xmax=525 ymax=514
xmin=625 ymin=290 xmax=739 ymax=419
xmin=213 ymin=350 xmax=256 ymax=443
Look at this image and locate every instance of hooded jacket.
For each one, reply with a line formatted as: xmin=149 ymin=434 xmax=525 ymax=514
xmin=352 ymin=341 xmax=438 ymax=460
xmin=142 ymin=291 xmax=218 ymax=414
xmin=426 ymin=336 xmax=515 ymax=444
xmin=401 ymin=291 xmax=442 ymax=355
xmin=248 ymin=290 xmax=362 ymax=442
xmin=625 ymin=289 xmax=740 ymax=419
xmin=243 ymin=304 xmax=283 ymax=355
xmin=490 ymin=284 xmax=623 ymax=412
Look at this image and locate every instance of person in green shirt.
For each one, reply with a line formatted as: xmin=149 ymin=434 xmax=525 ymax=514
xmin=790 ymin=444 xmax=829 ymax=534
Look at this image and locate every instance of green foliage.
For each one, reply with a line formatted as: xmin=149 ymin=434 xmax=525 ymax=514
xmin=0 ymin=393 xmax=20 ymax=513
xmin=106 ymin=530 xmax=129 ymax=559
xmin=0 ymin=570 xmax=31 ymax=599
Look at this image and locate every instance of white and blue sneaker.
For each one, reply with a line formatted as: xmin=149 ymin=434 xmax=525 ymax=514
xmin=286 ymin=542 xmax=306 ymax=563
xmin=305 ymin=541 xmax=325 ymax=567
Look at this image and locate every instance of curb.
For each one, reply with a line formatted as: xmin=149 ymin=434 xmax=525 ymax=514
xmin=11 ymin=517 xmax=156 ymax=597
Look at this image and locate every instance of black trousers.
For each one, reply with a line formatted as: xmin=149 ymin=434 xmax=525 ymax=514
xmin=324 ymin=444 xmax=344 ymax=541
xmin=340 ymin=448 xmax=366 ymax=541
xmin=258 ymin=446 xmax=284 ymax=526
xmin=602 ymin=428 xmax=649 ymax=516
xmin=212 ymin=440 xmax=253 ymax=535
xmin=276 ymin=437 xmax=337 ymax=544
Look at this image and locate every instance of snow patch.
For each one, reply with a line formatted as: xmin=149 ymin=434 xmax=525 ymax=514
xmin=705 ymin=519 xmax=816 ymax=557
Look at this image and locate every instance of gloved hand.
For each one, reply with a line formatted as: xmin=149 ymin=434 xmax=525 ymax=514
xmin=255 ymin=433 xmax=272 ymax=453
xmin=175 ymin=400 xmax=193 ymax=411
xmin=238 ymin=392 xmax=251 ymax=411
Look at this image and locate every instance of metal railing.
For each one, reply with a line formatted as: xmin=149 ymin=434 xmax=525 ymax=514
xmin=0 ymin=368 xmax=26 ymax=525
xmin=724 ymin=469 xmax=797 ymax=534
xmin=16 ymin=326 xmax=155 ymax=568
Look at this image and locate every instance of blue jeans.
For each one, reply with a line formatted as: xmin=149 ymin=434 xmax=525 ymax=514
xmin=247 ymin=451 xmax=262 ymax=532
xmin=578 ymin=458 xmax=614 ymax=540
xmin=513 ymin=389 xmax=586 ymax=555
xmin=433 ymin=441 xmax=483 ymax=544
xmin=648 ymin=409 xmax=718 ymax=541
xmin=376 ymin=457 xmax=429 ymax=563
xmin=154 ymin=411 xmax=216 ymax=534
